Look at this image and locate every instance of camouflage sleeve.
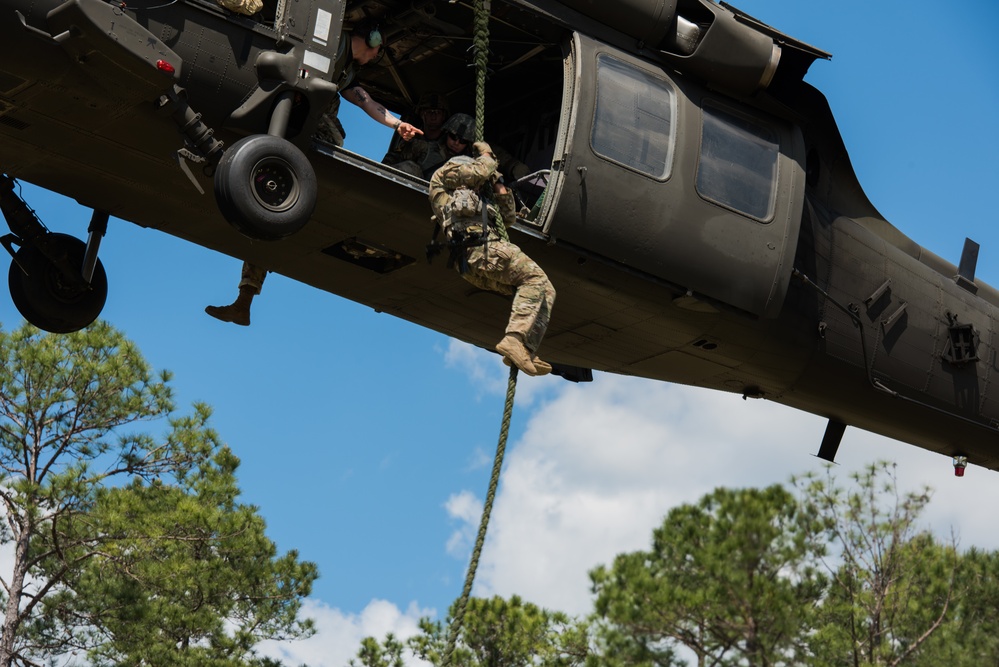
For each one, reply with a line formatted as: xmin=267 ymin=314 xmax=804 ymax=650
xmin=470 ymin=154 xmax=499 ymax=186
xmin=383 ymin=137 xmax=429 ymax=166
xmin=428 ymin=171 xmax=450 ymax=222
xmin=381 ymin=146 xmax=404 ymax=166
xmin=428 ymin=154 xmax=500 ymax=220
xmin=494 ymin=191 xmax=517 ymax=228
xmin=493 ymin=145 xmax=530 ymax=182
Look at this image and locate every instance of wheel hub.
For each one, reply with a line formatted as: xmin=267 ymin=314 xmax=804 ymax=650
xmin=251 ymin=158 xmax=300 ymax=212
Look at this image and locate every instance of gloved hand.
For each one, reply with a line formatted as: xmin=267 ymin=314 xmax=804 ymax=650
xmin=472 ymin=141 xmax=493 ymax=157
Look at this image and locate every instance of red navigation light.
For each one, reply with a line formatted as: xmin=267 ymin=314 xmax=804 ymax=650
xmin=953 ymin=455 xmax=968 ymax=477
xmin=156 ymin=60 xmax=176 ymax=74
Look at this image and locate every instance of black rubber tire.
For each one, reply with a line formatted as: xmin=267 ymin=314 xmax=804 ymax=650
xmin=8 ymin=233 xmax=108 ymax=334
xmin=214 ymin=134 xmax=318 ymax=241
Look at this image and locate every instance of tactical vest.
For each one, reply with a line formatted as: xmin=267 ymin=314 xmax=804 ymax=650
xmin=433 ymin=156 xmax=493 ymax=236
xmin=427 ymin=156 xmax=501 ymax=273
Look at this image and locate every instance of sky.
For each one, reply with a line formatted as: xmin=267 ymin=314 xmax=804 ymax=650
xmin=2 ymin=1 xmax=999 ymax=665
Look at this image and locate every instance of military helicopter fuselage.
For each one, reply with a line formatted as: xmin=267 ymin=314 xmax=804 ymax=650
xmin=1 ymin=0 xmax=997 ymax=471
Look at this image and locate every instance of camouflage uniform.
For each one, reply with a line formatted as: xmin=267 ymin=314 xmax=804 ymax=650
xmin=429 ymin=153 xmax=555 ymax=355
xmin=314 ymin=96 xmax=346 ymax=147
xmin=238 ymin=261 xmax=267 ymax=295
xmin=217 ymin=0 xmax=262 ymax=15
xmin=383 ymin=137 xmax=447 ymax=177
xmin=383 ymin=92 xmax=450 ymax=174
xmin=439 ymin=114 xmax=532 ymax=180
xmin=493 ymin=144 xmax=531 ymax=183
xmin=388 ymin=111 xmax=471 ymax=178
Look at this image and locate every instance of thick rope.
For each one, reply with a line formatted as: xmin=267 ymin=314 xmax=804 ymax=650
xmin=439 ymin=8 xmax=522 ymax=662
xmin=441 ymin=364 xmax=518 ymax=666
xmin=470 ymin=0 xmax=509 ymax=243
xmin=472 ymin=0 xmax=489 ymax=145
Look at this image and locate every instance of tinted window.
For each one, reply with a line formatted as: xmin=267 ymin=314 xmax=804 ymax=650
xmin=591 ymin=54 xmax=674 ymax=179
xmin=696 ymin=105 xmax=778 ymax=220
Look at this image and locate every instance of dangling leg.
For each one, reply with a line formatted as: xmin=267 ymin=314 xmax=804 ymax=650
xmin=502 ymin=247 xmax=555 ymax=374
xmin=205 ymin=262 xmax=266 ymax=326
xmin=496 ymin=332 xmax=539 ymax=376
xmin=467 ymin=240 xmax=555 ymax=376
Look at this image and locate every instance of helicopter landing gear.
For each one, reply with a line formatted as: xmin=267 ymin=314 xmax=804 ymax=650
xmin=0 ymin=175 xmax=109 ymax=333
xmin=212 ymin=91 xmax=318 ymax=241
xmin=213 ymin=133 xmax=318 ymax=241
xmin=7 ymin=233 xmax=108 ymax=334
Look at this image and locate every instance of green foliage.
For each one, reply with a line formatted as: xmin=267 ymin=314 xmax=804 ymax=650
xmin=590 ymin=485 xmax=827 ymax=667
xmin=352 ymin=635 xmax=407 ymax=667
xmin=350 ymin=464 xmax=999 ymax=667
xmin=796 ymin=462 xmax=957 ymax=667
xmin=0 ymin=322 xmax=316 ymax=667
xmin=70 ymin=420 xmax=318 ymax=666
xmin=353 ymin=596 xmax=591 ymax=667
xmin=924 ymin=547 xmax=999 ymax=666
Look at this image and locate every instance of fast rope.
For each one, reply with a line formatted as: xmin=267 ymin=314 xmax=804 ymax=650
xmin=471 ymin=0 xmax=488 ymax=145
xmin=440 ymin=4 xmax=517 ymax=664
xmin=470 ymin=0 xmax=509 ymax=242
xmin=440 ymin=364 xmax=517 ymax=666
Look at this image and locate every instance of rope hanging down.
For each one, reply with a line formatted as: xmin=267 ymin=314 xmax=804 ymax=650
xmin=440 ymin=364 xmax=517 ymax=667
xmin=440 ymin=11 xmax=519 ymax=659
xmin=472 ymin=0 xmax=488 ymax=144
xmin=470 ymin=0 xmax=509 ymax=243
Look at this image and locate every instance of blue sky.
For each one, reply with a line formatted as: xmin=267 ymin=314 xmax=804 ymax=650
xmin=2 ymin=1 xmax=999 ymax=664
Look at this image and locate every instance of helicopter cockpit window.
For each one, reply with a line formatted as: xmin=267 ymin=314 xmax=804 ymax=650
xmin=696 ymin=105 xmax=778 ymax=221
xmin=591 ymin=54 xmax=675 ymax=180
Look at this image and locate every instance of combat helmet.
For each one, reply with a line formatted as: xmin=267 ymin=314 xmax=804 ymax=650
xmin=416 ymin=92 xmax=450 ymax=116
xmin=442 ymin=113 xmax=476 ymax=143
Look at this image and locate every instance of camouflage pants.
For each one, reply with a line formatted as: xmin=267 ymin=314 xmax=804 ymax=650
xmin=461 ymin=239 xmax=555 ymax=353
xmin=238 ymin=262 xmax=267 ymax=294
xmin=315 ymin=96 xmax=346 ymax=147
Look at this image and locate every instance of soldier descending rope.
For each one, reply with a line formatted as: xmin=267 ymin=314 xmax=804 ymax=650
xmin=427 ymin=142 xmax=556 ymax=376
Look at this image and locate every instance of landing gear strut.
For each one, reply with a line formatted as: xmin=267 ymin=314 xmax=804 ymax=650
xmin=0 ymin=175 xmax=109 ymax=333
xmin=159 ymin=85 xmax=318 ymax=241
xmin=212 ymin=91 xmax=318 ymax=241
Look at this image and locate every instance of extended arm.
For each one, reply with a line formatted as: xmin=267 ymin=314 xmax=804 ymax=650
xmin=342 ymin=86 xmax=423 ymax=142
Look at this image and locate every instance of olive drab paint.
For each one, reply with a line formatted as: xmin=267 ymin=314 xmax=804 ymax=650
xmin=1 ymin=0 xmax=996 ymax=471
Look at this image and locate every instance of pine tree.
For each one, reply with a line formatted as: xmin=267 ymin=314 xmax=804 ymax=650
xmin=0 ymin=322 xmax=316 ymax=666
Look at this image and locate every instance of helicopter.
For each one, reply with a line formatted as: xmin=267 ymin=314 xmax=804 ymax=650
xmin=0 ymin=0 xmax=997 ymax=473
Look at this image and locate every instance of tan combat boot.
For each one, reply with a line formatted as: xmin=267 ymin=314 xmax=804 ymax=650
xmin=495 ymin=334 xmax=538 ymax=376
xmin=503 ymin=355 xmax=552 ymax=376
xmin=204 ymin=286 xmax=255 ymax=326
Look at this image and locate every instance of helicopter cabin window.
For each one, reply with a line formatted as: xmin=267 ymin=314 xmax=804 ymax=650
xmin=591 ymin=54 xmax=675 ymax=180
xmin=696 ymin=105 xmax=778 ymax=221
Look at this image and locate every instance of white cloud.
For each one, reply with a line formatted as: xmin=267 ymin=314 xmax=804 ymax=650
xmin=443 ymin=339 xmax=561 ymax=407
xmin=443 ymin=339 xmax=505 ymax=397
xmin=444 ymin=490 xmax=484 ymax=557
xmin=9 ymin=361 xmax=997 ymax=667
xmin=464 ymin=446 xmax=493 ymax=472
xmin=467 ymin=374 xmax=999 ymax=615
xmin=258 ymin=598 xmax=433 ymax=667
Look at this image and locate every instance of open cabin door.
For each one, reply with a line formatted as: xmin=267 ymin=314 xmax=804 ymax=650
xmin=540 ymin=33 xmax=805 ymax=318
